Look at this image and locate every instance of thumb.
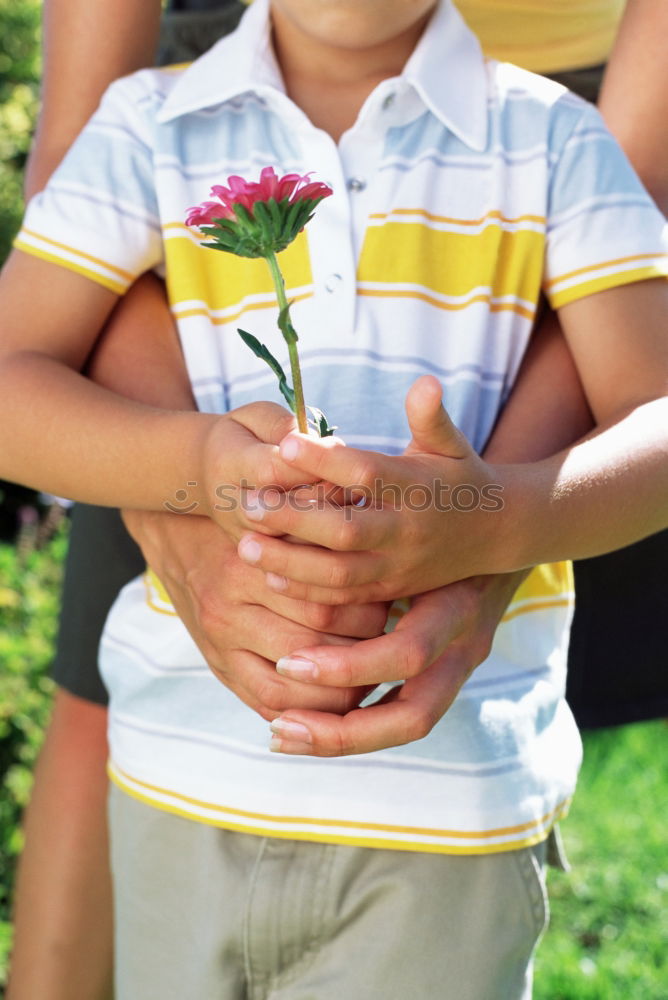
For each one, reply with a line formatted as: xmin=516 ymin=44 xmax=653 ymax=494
xmin=404 ymin=375 xmax=471 ymax=458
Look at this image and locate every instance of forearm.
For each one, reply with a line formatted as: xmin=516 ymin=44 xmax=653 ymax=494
xmin=26 ymin=0 xmax=162 ymax=197
xmin=597 ymin=0 xmax=668 ymax=213
xmin=0 ymin=350 xmax=213 ymax=511
xmin=483 ymin=309 xmax=593 ymax=464
xmin=493 ymin=279 xmax=668 ymax=571
xmin=497 ymin=396 xmax=668 ymax=570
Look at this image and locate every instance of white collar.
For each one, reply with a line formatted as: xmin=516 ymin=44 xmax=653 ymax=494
xmin=157 ymin=0 xmax=488 ymax=151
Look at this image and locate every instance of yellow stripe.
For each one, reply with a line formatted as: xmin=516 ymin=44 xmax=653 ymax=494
xmin=164 ymin=221 xmax=197 ymax=235
xmin=358 ymin=222 xmax=545 ymax=305
xmin=510 ymin=561 xmax=573 ymax=605
xmin=357 ymin=286 xmax=535 ymax=320
xmin=109 ymin=761 xmax=568 ymax=840
xmin=502 ymin=597 xmax=572 ymax=624
xmin=19 ymin=227 xmax=135 ymax=282
xmin=172 ymin=290 xmax=313 ymax=325
xmin=143 ymin=562 xmax=573 ymax=623
xmin=110 ymin=767 xmax=569 ymax=855
xmin=549 ymin=265 xmax=668 ymax=310
xmin=13 ymin=240 xmax=128 ymax=295
xmin=544 ymin=252 xmax=668 ymax=290
xmin=142 ymin=570 xmax=178 ymax=616
xmin=164 ymin=227 xmax=313 ymax=313
xmin=161 ymin=62 xmax=191 ymax=73
xmin=369 ymin=208 xmax=546 ymax=228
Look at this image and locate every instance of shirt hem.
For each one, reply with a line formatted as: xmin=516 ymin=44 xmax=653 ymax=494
xmin=108 ymin=760 xmax=572 ymax=856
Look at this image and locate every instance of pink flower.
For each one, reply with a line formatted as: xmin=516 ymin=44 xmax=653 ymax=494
xmin=185 ymin=166 xmax=333 ymax=258
xmin=207 ymin=166 xmax=332 ymax=218
xmin=184 ymin=167 xmax=335 ymax=436
xmin=184 ymin=200 xmax=234 ymax=227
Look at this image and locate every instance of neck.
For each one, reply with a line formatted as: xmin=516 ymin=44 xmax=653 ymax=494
xmin=270 ymin=4 xmax=431 ymax=139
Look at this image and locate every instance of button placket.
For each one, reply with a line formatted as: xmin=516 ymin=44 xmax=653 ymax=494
xmin=294 ymin=130 xmax=356 ymax=341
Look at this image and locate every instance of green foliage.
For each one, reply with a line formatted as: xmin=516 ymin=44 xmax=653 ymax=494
xmin=0 ymin=524 xmax=65 ymax=983
xmin=0 ymin=0 xmax=41 ymax=264
xmin=535 ymin=722 xmax=668 ymax=999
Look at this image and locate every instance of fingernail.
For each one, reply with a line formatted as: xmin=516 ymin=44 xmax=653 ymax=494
xmin=270 ymin=718 xmax=312 ymax=742
xmin=276 ymin=656 xmax=318 ymax=680
xmin=280 ymin=435 xmax=300 ymax=462
xmin=266 ymin=572 xmax=288 ymax=591
xmin=245 ymin=500 xmax=266 ymax=523
xmin=238 ymin=536 xmax=262 ymax=563
xmin=269 ymin=737 xmax=314 ymax=755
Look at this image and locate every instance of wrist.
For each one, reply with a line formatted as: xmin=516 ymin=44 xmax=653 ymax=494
xmin=480 ymin=462 xmax=542 ymax=575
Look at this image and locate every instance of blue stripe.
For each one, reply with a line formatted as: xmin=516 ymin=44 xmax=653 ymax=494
xmin=197 ymin=363 xmax=505 ymax=454
xmin=550 ymin=132 xmax=648 ymax=216
xmin=48 ymin=184 xmax=162 ymax=232
xmin=159 ymin=101 xmax=300 ymax=171
xmin=55 ymin=129 xmax=160 ymax=222
xmin=547 ymin=197 xmax=660 ymax=236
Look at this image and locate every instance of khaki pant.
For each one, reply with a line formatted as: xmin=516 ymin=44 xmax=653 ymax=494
xmin=110 ymin=785 xmax=552 ymax=999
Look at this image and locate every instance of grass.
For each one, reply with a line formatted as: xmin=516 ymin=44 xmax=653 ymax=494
xmin=0 ymin=526 xmax=666 ymax=994
xmin=535 ymin=721 xmax=668 ymax=999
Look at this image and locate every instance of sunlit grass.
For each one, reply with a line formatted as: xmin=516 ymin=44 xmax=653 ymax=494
xmin=536 ymin=721 xmax=668 ymax=999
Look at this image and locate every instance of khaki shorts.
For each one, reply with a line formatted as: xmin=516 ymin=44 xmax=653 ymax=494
xmin=110 ymin=785 xmax=553 ymax=1000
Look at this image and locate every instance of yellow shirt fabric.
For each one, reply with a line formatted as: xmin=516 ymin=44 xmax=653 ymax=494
xmin=456 ymin=0 xmax=626 ymax=73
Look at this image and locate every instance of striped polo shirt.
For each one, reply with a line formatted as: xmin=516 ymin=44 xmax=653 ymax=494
xmin=16 ymin=0 xmax=667 ymax=853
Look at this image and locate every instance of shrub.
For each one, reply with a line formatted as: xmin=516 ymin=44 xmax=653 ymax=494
xmin=0 ymin=0 xmax=41 ymax=265
xmin=0 ymin=522 xmax=66 ymax=982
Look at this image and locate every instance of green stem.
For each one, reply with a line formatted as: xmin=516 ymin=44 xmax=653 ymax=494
xmin=265 ymin=251 xmax=308 ymax=433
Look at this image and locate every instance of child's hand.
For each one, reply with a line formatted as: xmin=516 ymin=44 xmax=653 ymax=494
xmin=267 ymin=570 xmax=528 ymax=756
xmin=236 ymin=376 xmax=512 ymax=603
xmin=198 ymin=400 xmax=326 ymax=542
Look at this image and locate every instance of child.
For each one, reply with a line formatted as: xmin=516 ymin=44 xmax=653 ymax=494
xmin=1 ymin=0 xmax=666 ymax=996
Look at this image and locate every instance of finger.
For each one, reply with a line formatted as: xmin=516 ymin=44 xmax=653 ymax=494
xmin=274 ymin=589 xmax=461 ymax=686
xmin=244 ymin=579 xmax=389 ymax=638
xmin=232 ymin=401 xmax=298 ymax=447
xmin=404 ymin=375 xmax=472 ymax=459
xmin=240 ymin=485 xmax=396 ymax=551
xmin=238 ymin=532 xmax=383 ymax=589
xmin=228 ymin=601 xmax=361 ymax=664
xmin=269 ymin=647 xmax=471 ymax=756
xmin=205 ymin=647 xmax=370 ymax=721
xmin=212 ymin=418 xmax=317 ymax=495
xmin=263 ymin=574 xmax=389 ymax=606
xmin=278 ymin=432 xmax=404 ymax=496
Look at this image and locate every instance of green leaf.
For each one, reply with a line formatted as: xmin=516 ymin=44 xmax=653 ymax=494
xmin=237 ymin=329 xmax=296 ymax=413
xmin=283 ymin=199 xmax=305 ymax=241
xmin=306 ymin=405 xmax=337 ymax=438
xmin=232 ymin=202 xmax=255 ymax=226
xmin=277 ymin=303 xmax=298 ymax=345
xmin=267 ymin=197 xmax=284 ymax=232
xmin=252 ymin=199 xmax=274 ymax=240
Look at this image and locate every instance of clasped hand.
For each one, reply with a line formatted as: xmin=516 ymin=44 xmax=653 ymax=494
xmin=234 ymin=376 xmax=510 ymax=604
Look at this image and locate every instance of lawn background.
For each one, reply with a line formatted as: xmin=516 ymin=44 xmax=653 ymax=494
xmin=0 ymin=0 xmax=666 ymax=995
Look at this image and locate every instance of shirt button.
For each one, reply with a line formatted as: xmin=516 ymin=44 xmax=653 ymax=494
xmin=325 ymin=273 xmax=343 ymax=293
xmin=347 ymin=177 xmax=366 ymax=192
xmin=382 ymin=92 xmax=396 ymax=110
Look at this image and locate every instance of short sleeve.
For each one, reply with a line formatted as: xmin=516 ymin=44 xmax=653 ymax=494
xmin=544 ymin=102 xmax=668 ymax=310
xmin=14 ymin=74 xmax=163 ymax=295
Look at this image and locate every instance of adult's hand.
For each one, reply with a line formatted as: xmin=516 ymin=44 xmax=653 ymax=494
xmin=122 ymin=508 xmax=389 ymax=721
xmin=268 ymin=569 xmax=528 ymax=755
